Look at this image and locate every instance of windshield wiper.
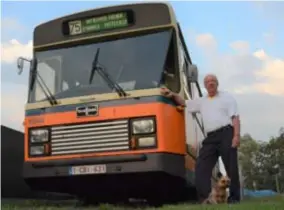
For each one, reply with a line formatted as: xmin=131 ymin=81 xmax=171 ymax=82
xmin=89 ymin=48 xmax=127 ymax=97
xmin=29 ymin=59 xmax=58 ymax=105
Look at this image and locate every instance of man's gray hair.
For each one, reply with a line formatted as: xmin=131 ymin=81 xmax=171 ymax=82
xmin=204 ymin=73 xmax=219 ymax=85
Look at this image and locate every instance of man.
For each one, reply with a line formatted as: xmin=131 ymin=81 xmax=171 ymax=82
xmin=160 ymin=74 xmax=241 ymax=203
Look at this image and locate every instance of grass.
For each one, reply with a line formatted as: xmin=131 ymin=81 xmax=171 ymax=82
xmin=1 ymin=196 xmax=284 ymax=210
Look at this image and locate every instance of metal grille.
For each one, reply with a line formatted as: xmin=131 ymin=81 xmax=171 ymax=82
xmin=50 ymin=119 xmax=129 ymax=155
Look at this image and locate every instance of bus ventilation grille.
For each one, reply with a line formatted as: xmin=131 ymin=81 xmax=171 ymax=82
xmin=50 ymin=119 xmax=130 ymax=155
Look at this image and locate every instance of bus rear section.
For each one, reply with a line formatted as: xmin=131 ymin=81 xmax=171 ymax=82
xmin=23 ymin=95 xmax=188 ymax=202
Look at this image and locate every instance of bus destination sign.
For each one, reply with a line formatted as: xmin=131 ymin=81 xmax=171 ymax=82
xmin=68 ymin=12 xmax=130 ymax=36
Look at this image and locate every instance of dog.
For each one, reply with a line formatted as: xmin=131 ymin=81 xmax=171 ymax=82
xmin=203 ymin=172 xmax=231 ymax=204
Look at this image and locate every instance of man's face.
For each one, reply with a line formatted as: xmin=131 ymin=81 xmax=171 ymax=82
xmin=204 ymin=75 xmax=218 ymax=95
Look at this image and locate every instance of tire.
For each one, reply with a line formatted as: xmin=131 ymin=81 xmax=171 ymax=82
xmin=147 ymin=197 xmax=165 ymax=207
xmin=181 ymin=186 xmax=198 ymax=204
xmin=77 ymin=195 xmax=128 ymax=206
xmin=76 ymin=197 xmax=100 ymax=207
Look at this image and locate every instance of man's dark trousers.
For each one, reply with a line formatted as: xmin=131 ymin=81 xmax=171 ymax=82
xmin=195 ymin=125 xmax=240 ymax=203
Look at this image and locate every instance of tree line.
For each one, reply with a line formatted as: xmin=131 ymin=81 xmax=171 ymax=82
xmin=238 ymin=127 xmax=284 ymax=193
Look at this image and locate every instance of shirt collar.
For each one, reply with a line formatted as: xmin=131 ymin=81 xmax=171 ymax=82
xmin=207 ymin=91 xmax=220 ymax=99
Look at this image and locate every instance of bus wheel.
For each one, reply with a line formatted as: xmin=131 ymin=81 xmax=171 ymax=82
xmin=147 ymin=198 xmax=165 ymax=207
xmin=147 ymin=194 xmax=181 ymax=207
xmin=147 ymin=192 xmax=176 ymax=206
xmin=183 ymin=186 xmax=198 ymax=203
xmin=76 ymin=197 xmax=100 ymax=206
xmin=77 ymin=196 xmax=129 ymax=206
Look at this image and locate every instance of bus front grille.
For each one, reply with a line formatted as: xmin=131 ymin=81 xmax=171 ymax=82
xmin=50 ymin=119 xmax=130 ymax=155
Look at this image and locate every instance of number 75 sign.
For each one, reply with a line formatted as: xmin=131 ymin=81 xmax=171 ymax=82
xmin=68 ymin=20 xmax=83 ymax=35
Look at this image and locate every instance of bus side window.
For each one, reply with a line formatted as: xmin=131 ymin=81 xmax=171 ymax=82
xmin=35 ymin=62 xmax=56 ymax=101
xmin=185 ymin=76 xmax=203 ymax=157
xmin=191 ymin=82 xmax=205 ymax=154
xmin=162 ymin=34 xmax=180 ymax=92
xmin=177 ymin=38 xmax=191 ymax=98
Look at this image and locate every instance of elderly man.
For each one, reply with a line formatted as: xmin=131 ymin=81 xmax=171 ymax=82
xmin=160 ymin=74 xmax=241 ymax=203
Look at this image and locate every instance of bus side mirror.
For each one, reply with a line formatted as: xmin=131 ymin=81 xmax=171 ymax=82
xmin=17 ymin=57 xmax=25 ymax=75
xmin=187 ymin=64 xmax=198 ymax=82
xmin=17 ymin=56 xmax=32 ymax=75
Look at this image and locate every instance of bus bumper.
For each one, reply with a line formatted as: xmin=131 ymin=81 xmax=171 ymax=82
xmin=23 ymin=152 xmax=187 ymax=198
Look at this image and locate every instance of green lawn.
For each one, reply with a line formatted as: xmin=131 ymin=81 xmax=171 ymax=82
xmin=2 ymin=196 xmax=284 ymax=210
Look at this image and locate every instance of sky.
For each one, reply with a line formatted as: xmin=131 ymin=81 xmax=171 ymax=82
xmin=1 ymin=1 xmax=284 ymax=141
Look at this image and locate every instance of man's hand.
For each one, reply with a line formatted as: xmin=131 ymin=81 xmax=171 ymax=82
xmin=232 ymin=135 xmax=240 ymax=148
xmin=160 ymin=87 xmax=173 ymax=98
xmin=160 ymin=87 xmax=186 ymax=106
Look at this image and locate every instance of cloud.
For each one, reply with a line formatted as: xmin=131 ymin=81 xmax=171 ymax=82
xmin=194 ymin=33 xmax=284 ymax=96
xmin=1 ymin=82 xmax=27 ymax=132
xmin=195 ymin=33 xmax=217 ymax=54
xmin=234 ymin=93 xmax=284 ymax=141
xmin=229 ymin=50 xmax=284 ymax=96
xmin=1 ymin=17 xmax=25 ymax=32
xmin=193 ymin=32 xmax=284 ymax=141
xmin=1 ymin=18 xmax=32 ymax=130
xmin=1 ymin=17 xmax=30 ymax=43
xmin=1 ymin=17 xmax=33 ymax=65
xmin=1 ymin=39 xmax=33 ymax=64
xmin=251 ymin=50 xmax=284 ymax=95
xmin=230 ymin=41 xmax=250 ymax=54
xmin=196 ymin=39 xmax=263 ymax=91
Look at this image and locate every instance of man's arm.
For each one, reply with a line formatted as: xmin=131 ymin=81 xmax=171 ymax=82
xmin=160 ymin=87 xmax=201 ymax=113
xmin=172 ymin=92 xmax=186 ymax=106
xmin=172 ymin=92 xmax=201 ymax=113
xmin=232 ymin=115 xmax=240 ymax=137
xmin=160 ymin=87 xmax=186 ymax=106
xmin=227 ymin=94 xmax=241 ymax=146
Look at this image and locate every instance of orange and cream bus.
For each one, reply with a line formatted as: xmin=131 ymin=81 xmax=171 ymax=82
xmin=17 ymin=2 xmax=220 ymax=204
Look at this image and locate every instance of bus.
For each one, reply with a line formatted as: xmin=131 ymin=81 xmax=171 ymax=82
xmin=17 ymin=2 xmax=220 ymax=204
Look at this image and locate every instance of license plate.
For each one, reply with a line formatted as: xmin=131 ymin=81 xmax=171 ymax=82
xmin=69 ymin=164 xmax=106 ymax=175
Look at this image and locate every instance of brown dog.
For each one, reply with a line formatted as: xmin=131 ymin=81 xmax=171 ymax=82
xmin=203 ymin=172 xmax=231 ymax=204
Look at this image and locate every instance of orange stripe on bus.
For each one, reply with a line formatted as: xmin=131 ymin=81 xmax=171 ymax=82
xmin=24 ymin=102 xmax=186 ymax=162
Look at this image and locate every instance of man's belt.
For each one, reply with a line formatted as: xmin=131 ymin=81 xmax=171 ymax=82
xmin=207 ymin=124 xmax=232 ymax=136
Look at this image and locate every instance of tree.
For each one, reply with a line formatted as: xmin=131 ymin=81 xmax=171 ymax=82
xmin=242 ymin=127 xmax=284 ymax=192
xmin=238 ymin=128 xmax=284 ymax=192
xmin=279 ymin=127 xmax=284 ymax=139
xmin=264 ymin=128 xmax=284 ymax=192
xmin=238 ymin=134 xmax=260 ymax=190
xmin=253 ymin=142 xmax=275 ymax=190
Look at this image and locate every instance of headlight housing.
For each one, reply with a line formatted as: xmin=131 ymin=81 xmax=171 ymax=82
xmin=132 ymin=118 xmax=154 ymax=134
xmin=30 ymin=145 xmax=45 ymax=156
xmin=30 ymin=129 xmax=49 ymax=143
xmin=138 ymin=137 xmax=156 ymax=147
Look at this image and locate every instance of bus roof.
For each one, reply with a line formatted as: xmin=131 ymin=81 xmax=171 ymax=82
xmin=33 ymin=2 xmax=177 ymax=49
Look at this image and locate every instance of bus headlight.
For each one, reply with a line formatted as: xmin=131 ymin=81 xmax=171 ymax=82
xmin=30 ymin=145 xmax=45 ymax=155
xmin=30 ymin=129 xmax=49 ymax=143
xmin=138 ymin=137 xmax=156 ymax=147
xmin=132 ymin=119 xmax=154 ymax=134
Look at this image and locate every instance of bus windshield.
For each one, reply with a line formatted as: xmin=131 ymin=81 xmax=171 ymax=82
xmin=30 ymin=30 xmax=173 ymax=103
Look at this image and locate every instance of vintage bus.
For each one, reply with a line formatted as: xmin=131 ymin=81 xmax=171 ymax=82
xmin=17 ymin=2 xmax=220 ymax=204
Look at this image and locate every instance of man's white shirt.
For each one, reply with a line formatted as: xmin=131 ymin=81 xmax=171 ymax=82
xmin=185 ymin=91 xmax=239 ymax=133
